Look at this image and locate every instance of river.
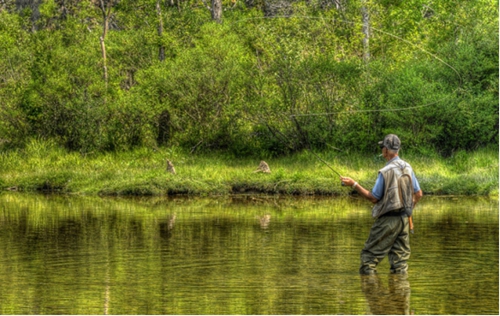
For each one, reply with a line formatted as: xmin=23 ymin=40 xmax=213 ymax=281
xmin=0 ymin=193 xmax=497 ymax=314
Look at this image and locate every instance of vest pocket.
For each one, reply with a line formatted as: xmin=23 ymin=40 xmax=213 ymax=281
xmin=372 ymin=186 xmax=402 ymax=218
xmin=385 ymin=186 xmax=402 ymax=212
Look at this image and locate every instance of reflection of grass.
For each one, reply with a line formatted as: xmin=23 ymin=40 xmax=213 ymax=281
xmin=0 ymin=140 xmax=497 ymax=196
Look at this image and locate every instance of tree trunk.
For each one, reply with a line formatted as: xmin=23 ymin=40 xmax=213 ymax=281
xmin=99 ymin=0 xmax=114 ymax=86
xmin=156 ymin=0 xmax=165 ymax=61
xmin=211 ymin=0 xmax=222 ymax=23
xmin=99 ymin=36 xmax=108 ymax=85
xmin=157 ymin=110 xmax=171 ymax=146
xmin=361 ymin=0 xmax=370 ymax=63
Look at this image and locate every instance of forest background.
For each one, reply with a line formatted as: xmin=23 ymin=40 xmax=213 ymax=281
xmin=0 ymin=0 xmax=498 ymax=196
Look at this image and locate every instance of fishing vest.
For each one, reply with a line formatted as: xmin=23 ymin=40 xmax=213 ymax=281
xmin=372 ymin=159 xmax=414 ymax=218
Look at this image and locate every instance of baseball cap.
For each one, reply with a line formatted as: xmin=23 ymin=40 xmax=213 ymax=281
xmin=378 ymin=134 xmax=401 ymax=150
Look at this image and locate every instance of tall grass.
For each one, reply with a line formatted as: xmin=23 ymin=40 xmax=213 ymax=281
xmin=0 ymin=140 xmax=497 ymax=197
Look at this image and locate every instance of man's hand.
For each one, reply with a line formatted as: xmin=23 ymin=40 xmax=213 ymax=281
xmin=340 ymin=176 xmax=379 ymax=204
xmin=340 ymin=176 xmax=355 ymax=186
xmin=413 ymin=190 xmax=423 ymax=206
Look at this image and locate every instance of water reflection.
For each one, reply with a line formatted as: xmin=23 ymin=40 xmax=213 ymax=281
xmin=159 ymin=213 xmax=176 ymax=239
xmin=256 ymin=214 xmax=271 ymax=229
xmin=104 ymin=261 xmax=110 ymax=315
xmin=0 ymin=194 xmax=496 ymax=315
xmin=361 ymin=274 xmax=411 ymax=315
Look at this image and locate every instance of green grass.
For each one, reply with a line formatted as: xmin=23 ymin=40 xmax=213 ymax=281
xmin=0 ymin=140 xmax=497 ymax=197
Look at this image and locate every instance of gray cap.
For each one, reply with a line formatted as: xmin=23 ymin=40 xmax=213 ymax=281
xmin=378 ymin=134 xmax=401 ymax=151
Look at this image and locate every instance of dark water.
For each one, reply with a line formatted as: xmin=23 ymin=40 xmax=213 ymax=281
xmin=0 ymin=193 xmax=497 ymax=314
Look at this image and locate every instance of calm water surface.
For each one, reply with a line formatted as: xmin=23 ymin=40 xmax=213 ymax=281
xmin=0 ymin=193 xmax=497 ymax=314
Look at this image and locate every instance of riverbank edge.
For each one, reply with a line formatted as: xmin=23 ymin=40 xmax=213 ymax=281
xmin=0 ymin=144 xmax=497 ymax=197
xmin=2 ymin=185 xmax=498 ymax=198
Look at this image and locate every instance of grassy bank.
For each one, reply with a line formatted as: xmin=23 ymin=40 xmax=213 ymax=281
xmin=0 ymin=140 xmax=497 ymax=197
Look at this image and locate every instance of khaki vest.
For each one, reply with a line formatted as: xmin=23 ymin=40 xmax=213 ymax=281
xmin=372 ymin=159 xmax=414 ymax=218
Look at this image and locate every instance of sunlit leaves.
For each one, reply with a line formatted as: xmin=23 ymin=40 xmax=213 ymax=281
xmin=0 ymin=0 xmax=496 ymax=156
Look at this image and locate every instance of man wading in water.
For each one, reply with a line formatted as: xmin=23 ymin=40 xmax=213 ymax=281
xmin=341 ymin=134 xmax=423 ymax=274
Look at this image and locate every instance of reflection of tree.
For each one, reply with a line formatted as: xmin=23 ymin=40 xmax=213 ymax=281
xmin=361 ymin=274 xmax=411 ymax=315
xmin=1 ymin=194 xmax=496 ymax=314
xmin=104 ymin=262 xmax=110 ymax=315
xmin=104 ymin=232 xmax=111 ymax=315
xmin=159 ymin=214 xmax=177 ymax=239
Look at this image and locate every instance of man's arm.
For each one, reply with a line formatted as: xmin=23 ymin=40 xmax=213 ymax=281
xmin=340 ymin=176 xmax=379 ymax=204
xmin=413 ymin=189 xmax=423 ymax=206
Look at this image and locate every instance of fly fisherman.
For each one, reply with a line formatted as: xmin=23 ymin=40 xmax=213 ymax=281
xmin=340 ymin=134 xmax=423 ymax=274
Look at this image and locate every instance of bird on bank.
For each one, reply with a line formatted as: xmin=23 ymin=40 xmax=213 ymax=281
xmin=166 ymin=159 xmax=176 ymax=175
xmin=254 ymin=160 xmax=271 ymax=173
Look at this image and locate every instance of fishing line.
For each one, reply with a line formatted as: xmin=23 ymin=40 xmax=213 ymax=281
xmin=232 ymin=14 xmax=461 ymax=183
xmin=231 ymin=15 xmax=462 ymax=79
xmin=290 ymin=97 xmax=449 ymax=117
xmin=232 ymin=15 xmax=462 ymax=115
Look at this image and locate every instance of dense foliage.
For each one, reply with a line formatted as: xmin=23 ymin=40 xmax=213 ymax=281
xmin=0 ymin=0 xmax=497 ymax=157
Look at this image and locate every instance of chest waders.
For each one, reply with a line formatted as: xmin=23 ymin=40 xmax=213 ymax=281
xmin=360 ymin=159 xmax=414 ymax=275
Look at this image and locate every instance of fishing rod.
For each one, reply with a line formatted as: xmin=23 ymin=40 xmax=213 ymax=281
xmin=306 ymin=148 xmax=346 ymax=186
xmin=250 ymin=111 xmax=346 ymax=186
xmin=288 ymin=114 xmax=346 ymax=186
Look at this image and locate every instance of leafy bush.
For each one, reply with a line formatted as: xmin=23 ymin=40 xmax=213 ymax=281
xmin=0 ymin=1 xmax=497 ymax=157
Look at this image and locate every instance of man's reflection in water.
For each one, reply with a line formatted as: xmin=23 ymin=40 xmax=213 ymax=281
xmin=361 ymin=274 xmax=412 ymax=315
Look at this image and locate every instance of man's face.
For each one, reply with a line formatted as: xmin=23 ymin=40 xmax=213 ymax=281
xmin=381 ymin=146 xmax=388 ymax=160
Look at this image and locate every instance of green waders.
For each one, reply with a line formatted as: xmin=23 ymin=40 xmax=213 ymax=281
xmin=359 ymin=213 xmax=410 ymax=274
